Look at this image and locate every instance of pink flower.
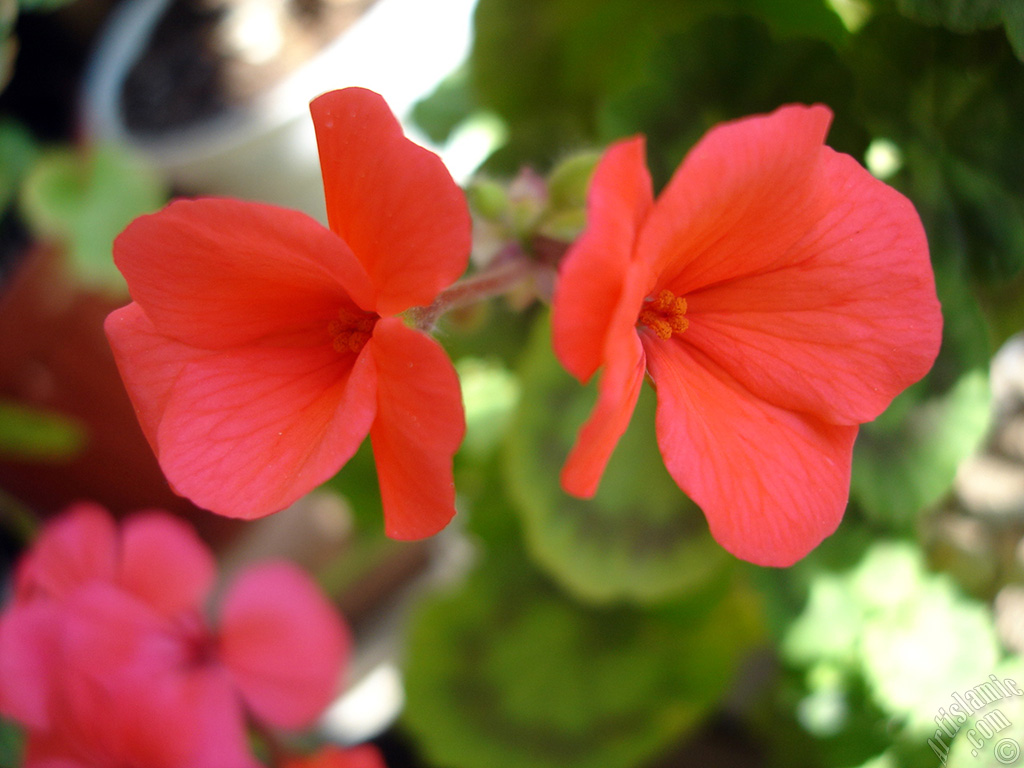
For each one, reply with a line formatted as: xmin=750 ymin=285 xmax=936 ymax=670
xmin=105 ymin=87 xmax=469 ymax=538
xmin=553 ymin=105 xmax=942 ymax=566
xmin=0 ymin=503 xmax=348 ymax=767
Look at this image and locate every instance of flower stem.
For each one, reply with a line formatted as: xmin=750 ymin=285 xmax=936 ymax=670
xmin=407 ymin=247 xmax=557 ymax=332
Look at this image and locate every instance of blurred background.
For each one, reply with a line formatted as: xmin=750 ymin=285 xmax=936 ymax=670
xmin=2 ymin=0 xmax=1024 ymax=766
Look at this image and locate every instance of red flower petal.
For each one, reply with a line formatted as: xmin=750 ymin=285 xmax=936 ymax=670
xmin=637 ymin=104 xmax=833 ymax=293
xmin=112 ymin=198 xmax=375 ymax=349
xmin=118 ymin=511 xmax=216 ymax=617
xmin=560 ymin=260 xmax=652 ymax=497
xmin=553 ymin=136 xmax=653 ymax=383
xmin=310 ymin=88 xmax=471 ymax=315
xmin=14 ymin=503 xmax=117 ymax=602
xmin=284 ymin=745 xmax=388 ymax=768
xmin=155 ymin=342 xmax=377 ymax=519
xmin=644 ymin=338 xmax=857 ymax=566
xmin=369 ymin=318 xmax=464 ymax=538
xmin=681 ymin=148 xmax=941 ymax=424
xmin=105 ymin=303 xmax=201 ymax=453
xmin=217 ymin=562 xmax=348 ymax=729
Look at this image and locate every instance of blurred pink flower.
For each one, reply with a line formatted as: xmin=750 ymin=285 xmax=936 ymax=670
xmin=0 ymin=503 xmax=348 ymax=767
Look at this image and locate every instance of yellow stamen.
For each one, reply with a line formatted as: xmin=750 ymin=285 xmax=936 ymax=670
xmin=328 ymin=307 xmax=377 ymax=355
xmin=638 ymin=289 xmax=689 ymax=339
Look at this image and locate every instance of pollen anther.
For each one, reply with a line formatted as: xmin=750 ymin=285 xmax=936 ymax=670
xmin=638 ymin=289 xmax=689 ymax=339
xmin=328 ymin=307 xmax=377 ymax=355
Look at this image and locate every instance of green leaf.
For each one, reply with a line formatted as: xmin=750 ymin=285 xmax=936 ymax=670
xmin=944 ymin=657 xmax=1024 ymax=768
xmin=0 ymin=118 xmax=37 ymax=213
xmin=402 ymin=553 xmax=762 ymax=768
xmin=896 ymin=0 xmax=1002 ymax=30
xmin=19 ymin=145 xmax=167 ymax=296
xmin=782 ymin=542 xmax=1003 ymax=736
xmin=851 ymin=369 xmax=990 ymax=528
xmin=598 ymin=15 xmax=861 ymax=187
xmin=0 ymin=399 xmax=86 ymax=461
xmin=895 ymin=0 xmax=1024 ymax=61
xmin=504 ymin=312 xmax=730 ymax=604
xmin=0 ymin=718 xmax=23 ymax=768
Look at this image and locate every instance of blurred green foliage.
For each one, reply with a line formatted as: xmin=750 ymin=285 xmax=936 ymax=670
xmin=18 ymin=144 xmax=168 ymax=296
xmin=403 ymin=478 xmax=762 ymax=768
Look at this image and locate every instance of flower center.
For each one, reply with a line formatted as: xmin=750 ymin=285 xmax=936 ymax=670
xmin=328 ymin=307 xmax=378 ymax=354
xmin=638 ymin=289 xmax=689 ymax=339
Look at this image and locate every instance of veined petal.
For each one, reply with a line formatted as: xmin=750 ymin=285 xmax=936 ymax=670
xmin=369 ymin=318 xmax=465 ymax=539
xmin=638 ymin=104 xmax=833 ymax=293
xmin=105 ymin=304 xmax=213 ymax=456
xmin=553 ymin=136 xmax=653 ymax=383
xmin=560 ymin=260 xmax=652 ymax=497
xmin=311 ymin=88 xmax=471 ymax=315
xmin=113 ymin=198 xmax=374 ymax=349
xmin=683 ymin=148 xmax=942 ymax=424
xmin=217 ymin=562 xmax=348 ymax=729
xmin=644 ymin=338 xmax=857 ymax=567
xmin=155 ymin=342 xmax=377 ymax=519
xmin=118 ymin=512 xmax=216 ymax=617
xmin=14 ymin=503 xmax=117 ymax=602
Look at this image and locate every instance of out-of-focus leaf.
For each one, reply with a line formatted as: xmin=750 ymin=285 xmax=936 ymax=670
xmin=847 ymin=15 xmax=1024 ymax=287
xmin=944 ymin=657 xmax=1024 ymax=768
xmin=321 ymin=438 xmax=382 ymax=535
xmin=598 ymin=15 xmax=861 ymax=187
xmin=457 ymin=357 xmax=520 ymax=459
xmin=783 ymin=542 xmax=1002 ymax=736
xmin=19 ymin=145 xmax=167 ymax=296
xmin=895 ymin=0 xmax=1024 ymax=60
xmin=403 ymin=550 xmax=762 ymax=768
xmin=0 ymin=719 xmax=23 ymax=768
xmin=504 ymin=312 xmax=730 ymax=604
xmin=896 ymin=0 xmax=1002 ymax=30
xmin=0 ymin=399 xmax=85 ymax=461
xmin=0 ymin=118 xmax=37 ymax=213
xmin=851 ymin=260 xmax=992 ymax=529
xmin=411 ymin=68 xmax=476 ymax=145
xmin=851 ymin=370 xmax=990 ymax=529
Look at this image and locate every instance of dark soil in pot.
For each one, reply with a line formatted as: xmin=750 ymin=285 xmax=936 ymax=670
xmin=122 ymin=0 xmax=377 ymax=134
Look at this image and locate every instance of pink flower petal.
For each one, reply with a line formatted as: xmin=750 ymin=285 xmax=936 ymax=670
xmin=368 ymin=318 xmax=465 ymax=539
xmin=311 ymin=88 xmax=471 ymax=315
xmin=218 ymin=562 xmax=348 ymax=729
xmin=553 ymin=136 xmax=653 ymax=383
xmin=118 ymin=511 xmax=216 ymax=617
xmin=14 ymin=503 xmax=117 ymax=602
xmin=644 ymin=338 xmax=857 ymax=566
xmin=681 ymin=148 xmax=942 ymax=425
xmin=155 ymin=341 xmax=377 ymax=519
xmin=638 ymin=104 xmax=833 ymax=293
xmin=0 ymin=601 xmax=61 ymax=729
xmin=112 ymin=198 xmax=375 ymax=349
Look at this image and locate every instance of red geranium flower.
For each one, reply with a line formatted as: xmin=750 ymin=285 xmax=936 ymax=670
xmin=105 ymin=87 xmax=469 ymax=538
xmin=553 ymin=105 xmax=942 ymax=566
xmin=0 ymin=503 xmax=348 ymax=768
